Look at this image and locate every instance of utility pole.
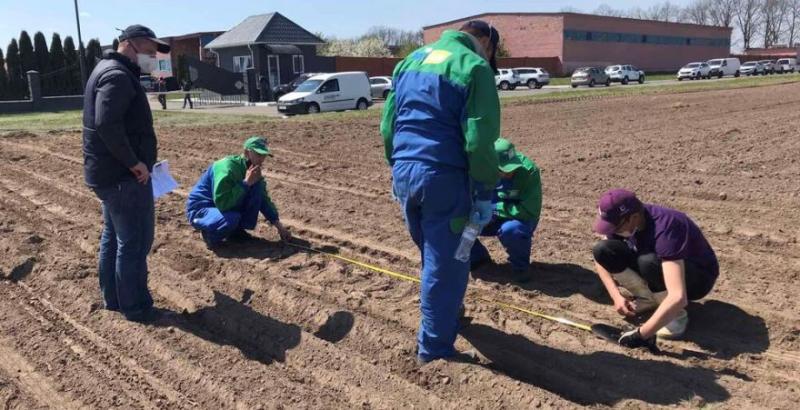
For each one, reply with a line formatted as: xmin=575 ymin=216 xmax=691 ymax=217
xmin=73 ymin=0 xmax=88 ymax=92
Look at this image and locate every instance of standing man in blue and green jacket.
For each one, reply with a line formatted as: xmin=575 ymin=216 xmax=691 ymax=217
xmin=380 ymin=20 xmax=502 ymax=364
xmin=470 ymin=138 xmax=542 ymax=283
xmin=186 ymin=136 xmax=291 ymax=248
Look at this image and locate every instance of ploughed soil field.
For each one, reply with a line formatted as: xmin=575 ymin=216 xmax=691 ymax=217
xmin=1 ymin=82 xmax=799 ymax=409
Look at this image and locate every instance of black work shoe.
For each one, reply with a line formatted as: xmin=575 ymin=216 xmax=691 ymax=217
xmin=228 ymin=229 xmax=255 ymax=242
xmin=416 ymin=349 xmax=480 ymax=366
xmin=126 ymin=308 xmax=165 ymax=324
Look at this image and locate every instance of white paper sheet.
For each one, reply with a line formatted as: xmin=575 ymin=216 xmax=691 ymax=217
xmin=151 ymin=160 xmax=179 ymax=200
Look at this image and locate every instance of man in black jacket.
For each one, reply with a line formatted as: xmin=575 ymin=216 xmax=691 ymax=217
xmin=181 ymin=79 xmax=193 ymax=109
xmin=82 ymin=24 xmax=170 ymax=322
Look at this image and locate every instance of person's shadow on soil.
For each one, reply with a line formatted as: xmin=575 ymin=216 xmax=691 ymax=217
xmin=472 ymin=260 xmax=610 ymax=304
xmin=211 ymin=237 xmax=325 ymax=261
xmin=460 ymin=323 xmax=731 ymax=406
xmin=159 ymin=290 xmax=302 ymax=365
xmin=684 ymin=299 xmax=769 ymax=359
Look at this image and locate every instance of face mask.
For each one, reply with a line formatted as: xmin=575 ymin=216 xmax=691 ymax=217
xmin=617 ymin=227 xmax=638 ymax=238
xmin=136 ymin=54 xmax=157 ymax=73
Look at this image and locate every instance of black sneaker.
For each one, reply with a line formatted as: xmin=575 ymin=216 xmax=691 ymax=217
xmin=126 ymin=308 xmax=164 ymax=324
xmin=416 ymin=349 xmax=480 ymax=366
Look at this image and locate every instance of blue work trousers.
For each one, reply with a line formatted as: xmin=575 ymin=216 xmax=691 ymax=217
xmin=392 ymin=160 xmax=472 ymax=361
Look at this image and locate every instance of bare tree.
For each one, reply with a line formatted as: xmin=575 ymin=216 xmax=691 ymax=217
xmin=761 ymin=0 xmax=791 ymax=47
xmin=787 ymin=0 xmax=800 ymax=45
xmin=709 ymin=0 xmax=737 ymax=27
xmin=683 ymin=0 xmax=712 ymax=24
xmin=594 ymin=4 xmax=626 ymax=17
xmin=645 ymin=1 xmax=684 ymax=22
xmin=560 ymin=6 xmax=581 ymax=13
xmin=735 ymin=0 xmax=762 ymax=49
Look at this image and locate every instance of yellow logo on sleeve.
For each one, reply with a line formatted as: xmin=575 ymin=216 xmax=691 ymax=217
xmin=423 ymin=50 xmax=452 ymax=65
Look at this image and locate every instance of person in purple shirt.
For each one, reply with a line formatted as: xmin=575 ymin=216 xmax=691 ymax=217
xmin=591 ymin=189 xmax=719 ymax=350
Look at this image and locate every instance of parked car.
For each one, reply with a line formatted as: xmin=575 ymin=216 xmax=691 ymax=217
xmin=369 ymin=76 xmax=393 ymax=99
xmin=740 ymin=61 xmax=765 ymax=76
xmin=139 ymin=75 xmax=155 ymax=91
xmin=758 ymin=60 xmax=775 ymax=74
xmin=273 ymin=73 xmax=319 ymax=100
xmin=707 ymin=58 xmax=740 ymax=78
xmin=495 ymin=68 xmax=520 ymax=90
xmin=677 ymin=62 xmax=711 ymax=80
xmin=604 ymin=64 xmax=645 ymax=84
xmin=277 ymin=72 xmax=373 ymax=115
xmin=775 ymin=58 xmax=797 ymax=73
xmin=513 ymin=67 xmax=550 ymax=89
xmin=571 ymin=67 xmax=610 ymax=88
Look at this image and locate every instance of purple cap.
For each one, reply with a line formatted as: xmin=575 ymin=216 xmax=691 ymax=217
xmin=593 ymin=189 xmax=643 ymax=235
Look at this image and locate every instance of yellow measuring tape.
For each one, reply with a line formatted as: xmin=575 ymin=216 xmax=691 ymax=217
xmin=288 ymin=242 xmax=593 ymax=333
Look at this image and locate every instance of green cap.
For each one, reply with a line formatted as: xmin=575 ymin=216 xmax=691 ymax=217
xmin=243 ymin=136 xmax=272 ymax=156
xmin=495 ymin=138 xmax=523 ymax=173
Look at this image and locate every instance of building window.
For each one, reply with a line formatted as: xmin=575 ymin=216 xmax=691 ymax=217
xmin=233 ymin=55 xmax=252 ymax=73
xmin=563 ymin=29 xmax=727 ymax=48
xmin=293 ymin=55 xmax=305 ymax=74
xmin=157 ymin=59 xmax=171 ymax=72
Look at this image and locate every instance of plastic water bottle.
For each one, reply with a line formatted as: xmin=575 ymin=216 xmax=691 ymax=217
xmin=454 ymin=217 xmax=481 ymax=262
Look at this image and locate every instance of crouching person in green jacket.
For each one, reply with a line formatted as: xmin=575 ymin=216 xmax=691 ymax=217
xmin=470 ymin=138 xmax=542 ymax=282
xmin=186 ymin=136 xmax=291 ymax=248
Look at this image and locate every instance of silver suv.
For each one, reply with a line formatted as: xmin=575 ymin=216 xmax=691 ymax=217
xmin=495 ymin=69 xmax=520 ymax=90
xmin=571 ymin=67 xmax=610 ymax=88
xmin=513 ymin=67 xmax=550 ymax=89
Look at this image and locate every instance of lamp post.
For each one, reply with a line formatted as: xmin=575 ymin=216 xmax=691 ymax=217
xmin=73 ymin=0 xmax=88 ymax=92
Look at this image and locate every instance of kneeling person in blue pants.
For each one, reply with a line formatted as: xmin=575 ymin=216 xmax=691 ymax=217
xmin=470 ymin=138 xmax=542 ymax=282
xmin=186 ymin=136 xmax=291 ymax=248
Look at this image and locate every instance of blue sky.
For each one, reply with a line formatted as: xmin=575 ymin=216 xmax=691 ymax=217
xmin=0 ymin=0 xmax=693 ymax=51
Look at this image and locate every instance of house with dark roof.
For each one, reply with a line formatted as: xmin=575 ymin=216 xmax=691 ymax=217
xmin=205 ymin=12 xmax=325 ymax=91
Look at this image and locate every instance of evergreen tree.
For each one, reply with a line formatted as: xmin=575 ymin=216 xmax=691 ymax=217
xmin=0 ymin=48 xmax=8 ymax=99
xmin=85 ymin=38 xmax=102 ymax=73
xmin=48 ymin=33 xmax=66 ymax=95
xmin=18 ymin=31 xmax=35 ymax=91
xmin=6 ymin=39 xmax=25 ymax=98
xmin=63 ymin=36 xmax=80 ymax=94
xmin=33 ymin=32 xmax=50 ymax=93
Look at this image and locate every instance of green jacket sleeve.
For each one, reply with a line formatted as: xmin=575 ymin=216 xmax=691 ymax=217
xmin=379 ymin=89 xmax=397 ymax=165
xmin=497 ymin=166 xmax=542 ymax=222
xmin=463 ymin=64 xmax=501 ymax=192
xmin=212 ymin=158 xmax=247 ymax=212
xmin=260 ymin=182 xmax=279 ymax=223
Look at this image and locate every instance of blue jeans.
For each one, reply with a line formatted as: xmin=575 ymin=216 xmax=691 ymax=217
xmin=470 ymin=217 xmax=537 ymax=271
xmin=93 ymin=178 xmax=155 ymax=320
xmin=392 ymin=160 xmax=472 ymax=361
xmin=186 ymin=181 xmax=263 ymax=245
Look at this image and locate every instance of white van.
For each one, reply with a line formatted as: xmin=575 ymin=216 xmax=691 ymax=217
xmin=775 ymin=58 xmax=797 ymax=73
xmin=277 ymin=72 xmax=373 ymax=115
xmin=707 ymin=58 xmax=741 ymax=78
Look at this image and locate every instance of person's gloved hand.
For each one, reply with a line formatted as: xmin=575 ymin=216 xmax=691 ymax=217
xmin=618 ymin=328 xmax=658 ymax=352
xmin=473 ymin=199 xmax=493 ymax=226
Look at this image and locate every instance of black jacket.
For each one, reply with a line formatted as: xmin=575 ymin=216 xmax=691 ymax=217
xmin=82 ymin=51 xmax=157 ymax=188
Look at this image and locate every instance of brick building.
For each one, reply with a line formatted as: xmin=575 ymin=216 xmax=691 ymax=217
xmin=423 ymin=12 xmax=732 ymax=74
xmin=743 ymin=47 xmax=799 ymax=58
xmin=158 ymin=31 xmax=225 ymax=78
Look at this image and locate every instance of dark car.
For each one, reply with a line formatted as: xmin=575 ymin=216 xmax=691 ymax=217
xmin=139 ymin=75 xmax=155 ymax=92
xmin=273 ymin=73 xmax=318 ymax=100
